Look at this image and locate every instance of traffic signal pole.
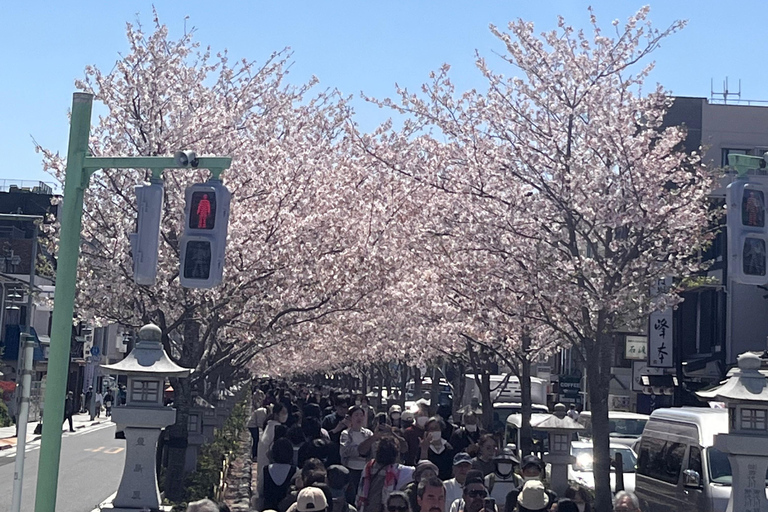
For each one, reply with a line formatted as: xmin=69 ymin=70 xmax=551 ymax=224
xmin=34 ymin=92 xmax=92 ymax=512
xmin=34 ymin=92 xmax=231 ymax=512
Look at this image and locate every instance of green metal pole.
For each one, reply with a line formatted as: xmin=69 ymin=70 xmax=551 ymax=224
xmin=34 ymin=92 xmax=93 ymax=512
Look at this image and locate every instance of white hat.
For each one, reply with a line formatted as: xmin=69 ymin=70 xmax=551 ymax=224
xmin=517 ymin=480 xmax=549 ymax=511
xmin=297 ymin=487 xmax=328 ymax=512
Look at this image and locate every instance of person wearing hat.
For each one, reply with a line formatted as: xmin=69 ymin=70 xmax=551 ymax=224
xmin=515 ymin=480 xmax=549 ymax=512
xmin=328 ymin=465 xmax=359 ymax=512
xmin=297 ymin=486 xmax=329 ymax=512
xmin=484 ymin=448 xmax=520 ymax=510
xmin=400 ymin=410 xmax=415 ymax=430
xmin=448 ymin=470 xmax=496 ymax=512
xmin=443 ymin=453 xmax=473 ymax=508
xmin=504 ymin=456 xmax=556 ymax=512
xmin=389 ymin=405 xmax=404 ymax=430
xmin=403 ymin=460 xmax=439 ymax=512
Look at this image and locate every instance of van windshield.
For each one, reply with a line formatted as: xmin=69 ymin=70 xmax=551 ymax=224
xmin=708 ymin=448 xmax=768 ymax=485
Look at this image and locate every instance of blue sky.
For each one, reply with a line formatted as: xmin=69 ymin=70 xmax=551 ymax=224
xmin=1 ymin=1 xmax=766 ymax=189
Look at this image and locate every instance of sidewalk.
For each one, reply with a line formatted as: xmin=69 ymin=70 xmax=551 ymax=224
xmin=0 ymin=412 xmax=109 ymax=449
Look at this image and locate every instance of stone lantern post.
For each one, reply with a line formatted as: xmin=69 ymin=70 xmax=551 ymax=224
xmin=535 ymin=404 xmax=584 ymax=497
xmin=697 ymin=352 xmax=768 ymax=512
xmin=101 ymin=324 xmax=191 ymax=512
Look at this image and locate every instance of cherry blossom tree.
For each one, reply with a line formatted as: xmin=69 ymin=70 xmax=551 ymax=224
xmin=37 ymin=16 xmax=399 ymax=500
xmin=357 ymin=8 xmax=714 ymax=511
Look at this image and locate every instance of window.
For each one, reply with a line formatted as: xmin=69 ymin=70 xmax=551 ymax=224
xmin=130 ymin=380 xmax=160 ymax=403
xmin=552 ymin=434 xmax=569 ymax=453
xmin=740 ymin=408 xmax=766 ymax=431
xmin=637 ymin=437 xmax=685 ymax=484
xmin=688 ymin=446 xmax=702 ymax=481
xmin=188 ymin=413 xmax=199 ymax=433
xmin=723 ymin=148 xmax=748 ymax=167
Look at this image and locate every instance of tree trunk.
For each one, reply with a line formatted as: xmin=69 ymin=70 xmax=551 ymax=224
xmin=164 ymin=376 xmax=192 ymax=501
xmin=399 ymin=363 xmax=408 ymax=409
xmin=429 ymin=366 xmax=441 ymax=416
xmin=163 ymin=318 xmax=203 ymax=502
xmin=450 ymin=361 xmax=466 ymax=420
xmin=480 ymin=371 xmax=493 ymax=431
xmin=519 ymin=331 xmax=533 ymax=455
xmin=413 ymin=367 xmax=422 ymax=399
xmin=586 ymin=325 xmax=615 ymax=512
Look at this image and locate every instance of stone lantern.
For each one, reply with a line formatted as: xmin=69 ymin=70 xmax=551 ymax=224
xmin=534 ymin=404 xmax=584 ymax=497
xmin=101 ymin=324 xmax=191 ymax=512
xmin=185 ymin=395 xmax=216 ymax=472
xmin=698 ymin=352 xmax=768 ymax=512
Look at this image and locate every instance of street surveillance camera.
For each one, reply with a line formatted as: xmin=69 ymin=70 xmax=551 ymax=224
xmin=174 ymin=150 xmax=199 ymax=168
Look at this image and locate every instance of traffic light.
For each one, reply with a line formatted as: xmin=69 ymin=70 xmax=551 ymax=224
xmin=179 ymin=180 xmax=231 ymax=288
xmin=727 ymin=175 xmax=768 ymax=285
xmin=129 ymin=179 xmax=164 ymax=286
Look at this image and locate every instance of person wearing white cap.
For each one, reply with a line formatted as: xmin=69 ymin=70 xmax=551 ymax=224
xmin=297 ymin=486 xmax=330 ymax=512
xmin=515 ymin=480 xmax=549 ymax=512
xmin=389 ymin=405 xmax=403 ymax=429
xmin=185 ymin=498 xmax=219 ymax=512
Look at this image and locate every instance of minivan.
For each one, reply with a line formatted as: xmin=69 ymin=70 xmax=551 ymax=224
xmin=634 ymin=407 xmax=755 ymax=512
xmin=577 ymin=411 xmax=649 ymax=449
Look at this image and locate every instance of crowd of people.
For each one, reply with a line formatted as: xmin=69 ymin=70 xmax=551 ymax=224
xmin=231 ymin=382 xmax=641 ymax=512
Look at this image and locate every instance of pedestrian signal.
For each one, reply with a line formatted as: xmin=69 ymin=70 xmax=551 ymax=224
xmin=179 ymin=181 xmax=231 ymax=288
xmin=188 ymin=191 xmax=216 ymax=230
xmin=727 ymin=178 xmax=768 ymax=285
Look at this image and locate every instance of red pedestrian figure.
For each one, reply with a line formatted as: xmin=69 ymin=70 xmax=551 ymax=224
xmin=197 ymin=194 xmax=211 ymax=228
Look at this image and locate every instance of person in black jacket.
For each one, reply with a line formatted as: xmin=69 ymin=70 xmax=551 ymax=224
xmin=63 ymin=391 xmax=74 ymax=432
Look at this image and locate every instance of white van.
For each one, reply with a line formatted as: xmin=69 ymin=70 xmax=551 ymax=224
xmin=634 ymin=407 xmax=745 ymax=512
xmin=577 ymin=411 xmax=649 ymax=449
xmin=462 ymin=374 xmax=547 ymax=406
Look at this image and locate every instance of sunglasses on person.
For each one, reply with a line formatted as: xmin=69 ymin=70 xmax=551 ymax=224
xmin=388 ymin=505 xmax=409 ymax=512
xmin=467 ymin=490 xmax=488 ymax=498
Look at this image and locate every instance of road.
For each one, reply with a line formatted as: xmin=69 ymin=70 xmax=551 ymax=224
xmin=0 ymin=423 xmax=125 ymax=512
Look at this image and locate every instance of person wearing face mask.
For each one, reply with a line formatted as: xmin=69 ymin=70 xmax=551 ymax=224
xmin=389 ymin=405 xmax=403 ymax=430
xmin=504 ymin=456 xmax=556 ymax=512
xmin=484 ymin=448 xmax=520 ymax=510
xmin=256 ymin=403 xmax=290 ymax=509
xmin=422 ymin=416 xmax=455 ymax=480
xmin=403 ymin=402 xmax=430 ymax=466
xmin=449 ymin=413 xmax=481 ymax=455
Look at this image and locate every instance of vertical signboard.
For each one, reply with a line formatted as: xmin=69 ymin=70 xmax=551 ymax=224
xmin=649 ymin=277 xmax=674 ymax=368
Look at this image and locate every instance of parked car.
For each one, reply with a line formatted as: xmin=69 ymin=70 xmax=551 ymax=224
xmin=577 ymin=411 xmax=649 ymax=449
xmin=404 ymin=378 xmax=453 ymax=411
xmin=568 ymin=440 xmax=638 ymax=493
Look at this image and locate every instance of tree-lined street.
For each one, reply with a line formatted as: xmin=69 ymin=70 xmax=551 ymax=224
xmin=0 ymin=424 xmax=123 ymax=512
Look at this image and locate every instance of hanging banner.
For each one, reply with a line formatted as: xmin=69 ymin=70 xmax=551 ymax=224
xmin=649 ymin=277 xmax=674 ymax=368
